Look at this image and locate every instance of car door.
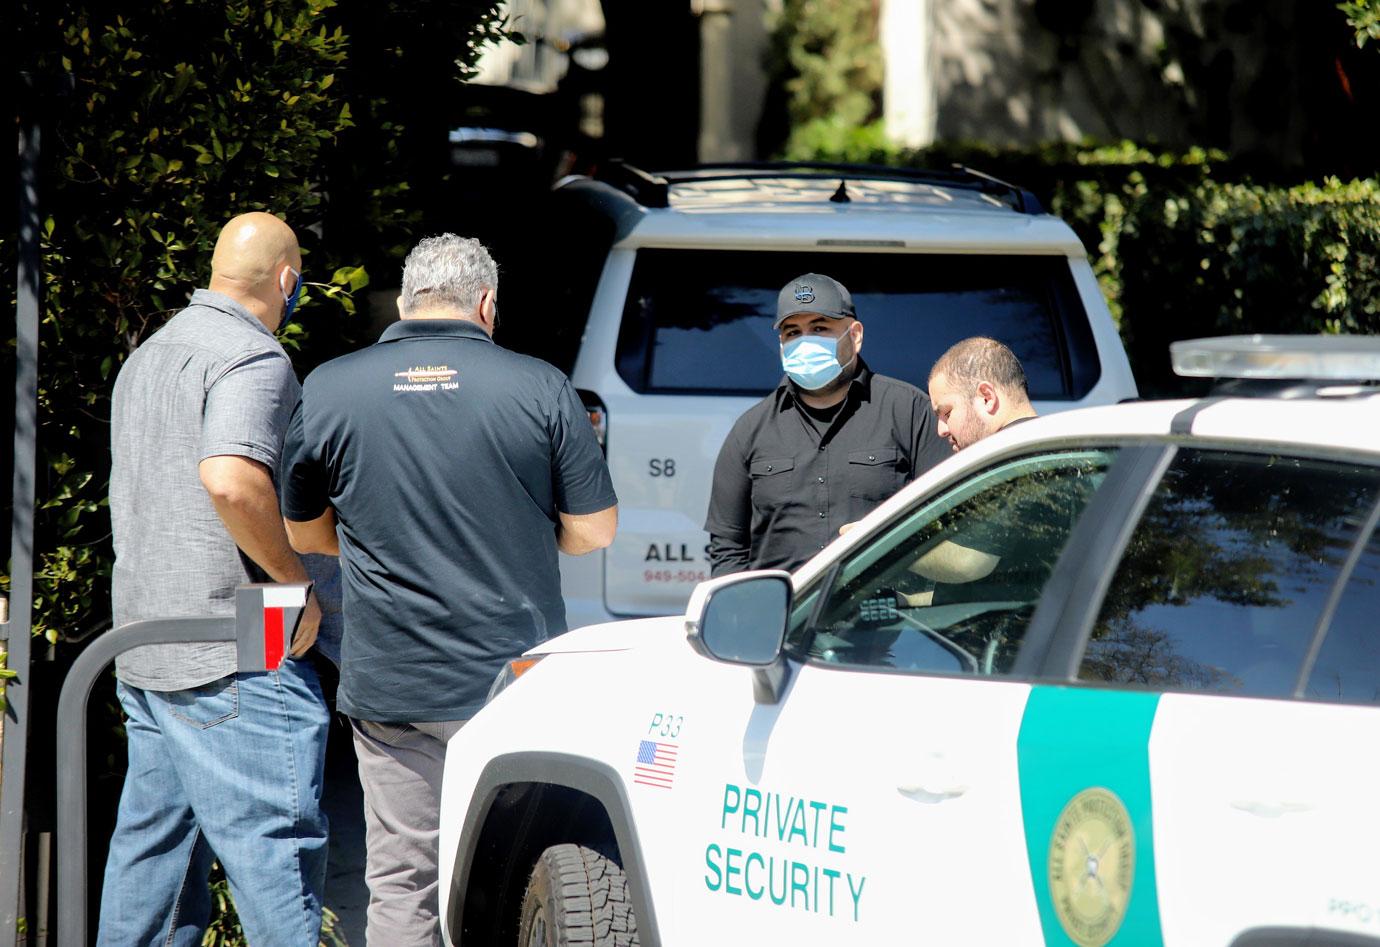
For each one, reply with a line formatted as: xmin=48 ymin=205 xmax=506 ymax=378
xmin=1037 ymin=447 xmax=1380 ymax=947
xmin=668 ymin=446 xmax=1124 ymax=945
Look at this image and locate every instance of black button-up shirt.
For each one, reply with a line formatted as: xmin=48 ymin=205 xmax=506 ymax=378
xmin=705 ymin=361 xmax=950 ymax=575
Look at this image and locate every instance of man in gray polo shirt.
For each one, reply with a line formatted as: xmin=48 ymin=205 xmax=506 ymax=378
xmin=100 ymin=212 xmax=330 ymax=946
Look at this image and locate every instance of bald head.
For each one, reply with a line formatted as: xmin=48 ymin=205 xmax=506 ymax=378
xmin=211 ymin=212 xmax=299 ymax=286
xmin=927 ymin=336 xmax=1036 ymax=452
xmin=207 ymin=212 xmax=301 ymax=331
xmin=929 ymin=337 xmax=1029 ymax=397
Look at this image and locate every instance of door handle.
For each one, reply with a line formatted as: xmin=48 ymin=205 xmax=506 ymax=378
xmin=1229 ymin=799 xmax=1314 ymax=818
xmin=897 ymin=783 xmax=968 ymax=804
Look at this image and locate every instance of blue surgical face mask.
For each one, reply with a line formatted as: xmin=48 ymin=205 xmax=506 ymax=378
xmin=279 ymin=266 xmax=302 ymax=329
xmin=781 ymin=335 xmax=845 ymax=390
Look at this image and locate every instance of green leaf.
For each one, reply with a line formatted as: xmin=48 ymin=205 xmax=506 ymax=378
xmin=330 ymin=265 xmax=370 ymax=291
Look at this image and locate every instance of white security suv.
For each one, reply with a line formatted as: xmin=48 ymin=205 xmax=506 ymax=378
xmin=440 ymin=336 xmax=1380 ymax=947
xmin=535 ymin=162 xmax=1138 ymax=628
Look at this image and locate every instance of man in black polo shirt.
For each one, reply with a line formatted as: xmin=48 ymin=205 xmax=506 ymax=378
xmin=281 ymin=234 xmax=617 ymax=945
xmin=706 ymin=273 xmax=950 ymax=576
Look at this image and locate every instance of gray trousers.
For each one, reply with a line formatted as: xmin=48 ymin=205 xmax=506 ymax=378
xmin=350 ymin=717 xmax=467 ymax=947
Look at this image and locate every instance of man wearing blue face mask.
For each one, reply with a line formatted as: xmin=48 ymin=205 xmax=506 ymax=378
xmin=705 ymin=272 xmax=951 ymax=575
xmin=101 ymin=212 xmax=330 ymax=945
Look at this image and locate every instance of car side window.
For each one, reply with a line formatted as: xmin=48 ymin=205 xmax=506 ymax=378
xmin=1303 ymin=521 xmax=1380 ymax=705
xmin=783 ymin=585 xmax=822 ymax=657
xmin=804 ymin=450 xmax=1117 ymax=676
xmin=1080 ymin=450 xmax=1380 ymax=699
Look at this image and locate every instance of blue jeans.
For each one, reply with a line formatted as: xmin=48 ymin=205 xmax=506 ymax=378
xmin=97 ymin=659 xmax=330 ymax=947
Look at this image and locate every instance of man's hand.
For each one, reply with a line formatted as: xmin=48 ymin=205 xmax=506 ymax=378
xmin=200 ymin=456 xmax=317 ymax=650
xmin=900 ymin=588 xmax=934 ymax=608
xmin=289 ymin=591 xmax=322 ymax=657
xmin=839 ymin=521 xmax=860 ymax=536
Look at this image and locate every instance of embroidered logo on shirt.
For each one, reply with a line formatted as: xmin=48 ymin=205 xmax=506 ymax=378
xmin=392 ymin=365 xmax=458 ymax=393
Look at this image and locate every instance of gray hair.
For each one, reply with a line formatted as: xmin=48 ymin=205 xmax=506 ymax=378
xmin=399 ymin=234 xmax=498 ymax=315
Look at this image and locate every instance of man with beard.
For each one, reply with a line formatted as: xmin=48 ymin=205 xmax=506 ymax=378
xmin=705 ymin=273 xmax=949 ymax=576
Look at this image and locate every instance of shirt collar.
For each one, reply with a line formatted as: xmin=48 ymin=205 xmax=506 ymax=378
xmin=775 ymin=358 xmax=874 ymax=411
xmin=188 ymin=288 xmax=274 ymax=338
xmin=378 ymin=319 xmax=495 ymax=344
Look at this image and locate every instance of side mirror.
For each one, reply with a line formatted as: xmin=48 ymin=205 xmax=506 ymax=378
xmin=686 ymin=571 xmax=793 ymax=704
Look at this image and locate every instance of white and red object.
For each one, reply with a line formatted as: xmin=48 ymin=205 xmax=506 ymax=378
xmin=235 ymin=583 xmax=312 ymax=672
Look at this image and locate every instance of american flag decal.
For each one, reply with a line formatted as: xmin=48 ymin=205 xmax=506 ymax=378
xmin=634 ymin=740 xmax=678 ymax=789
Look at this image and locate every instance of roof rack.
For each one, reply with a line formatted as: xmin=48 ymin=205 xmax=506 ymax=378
xmin=590 ymin=159 xmax=1045 ymax=214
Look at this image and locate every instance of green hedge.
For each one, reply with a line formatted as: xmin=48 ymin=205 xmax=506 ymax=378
xmin=1114 ymin=176 xmax=1380 ymax=393
xmin=791 ymin=133 xmax=1380 ymax=396
xmin=8 ymin=0 xmax=510 ymax=646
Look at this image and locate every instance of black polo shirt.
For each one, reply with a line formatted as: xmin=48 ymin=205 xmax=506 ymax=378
xmin=281 ymin=319 xmax=617 ymax=722
xmin=705 ymin=361 xmax=950 ymax=576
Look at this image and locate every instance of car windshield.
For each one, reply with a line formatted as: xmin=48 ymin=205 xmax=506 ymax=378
xmin=614 ymin=248 xmax=1100 ymax=399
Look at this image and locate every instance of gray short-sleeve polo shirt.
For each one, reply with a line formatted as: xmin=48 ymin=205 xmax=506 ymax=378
xmin=109 ymin=289 xmax=300 ymax=691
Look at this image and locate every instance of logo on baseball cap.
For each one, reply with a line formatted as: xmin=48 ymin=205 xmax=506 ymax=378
xmin=775 ymin=273 xmax=855 ymax=329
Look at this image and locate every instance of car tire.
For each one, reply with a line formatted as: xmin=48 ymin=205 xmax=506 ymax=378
xmin=518 ymin=843 xmax=640 ymax=947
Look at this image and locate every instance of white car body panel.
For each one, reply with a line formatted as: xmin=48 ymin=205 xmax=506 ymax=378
xmin=1149 ymin=694 xmax=1380 ymax=943
xmin=442 ymin=388 xmax=1380 ymax=946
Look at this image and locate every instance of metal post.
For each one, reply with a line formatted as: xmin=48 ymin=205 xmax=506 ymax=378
xmin=1 ymin=104 xmax=44 ymax=947
xmin=55 ymin=619 xmax=234 ymax=947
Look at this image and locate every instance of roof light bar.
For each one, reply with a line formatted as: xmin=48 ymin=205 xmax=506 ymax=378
xmin=1171 ymin=335 xmax=1380 ymax=382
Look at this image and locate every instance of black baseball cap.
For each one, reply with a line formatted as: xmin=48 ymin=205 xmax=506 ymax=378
xmin=774 ymin=273 xmax=855 ymax=329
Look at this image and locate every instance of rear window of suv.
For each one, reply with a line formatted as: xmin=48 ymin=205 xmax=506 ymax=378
xmin=613 ymin=249 xmax=1101 ymax=398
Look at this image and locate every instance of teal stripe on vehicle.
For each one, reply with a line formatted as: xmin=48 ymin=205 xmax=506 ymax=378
xmin=1017 ymin=686 xmax=1163 ymax=947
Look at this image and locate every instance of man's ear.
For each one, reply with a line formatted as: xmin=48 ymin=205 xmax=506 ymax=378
xmin=395 ymin=295 xmax=405 ymax=318
xmin=480 ymin=289 xmax=497 ymax=325
xmin=976 ymin=381 xmax=1000 ymax=415
xmin=850 ymin=318 xmax=864 ymax=352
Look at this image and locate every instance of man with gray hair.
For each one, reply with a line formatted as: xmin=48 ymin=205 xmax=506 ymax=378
xmin=280 ymin=233 xmax=618 ymax=944
xmin=927 ymin=335 xmax=1037 ymax=452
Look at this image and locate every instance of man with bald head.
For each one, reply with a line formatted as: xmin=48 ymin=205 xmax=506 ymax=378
xmin=102 ymin=212 xmax=331 ymax=945
xmin=927 ymin=335 xmax=1038 ymax=452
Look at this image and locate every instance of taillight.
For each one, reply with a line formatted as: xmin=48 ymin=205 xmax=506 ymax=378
xmin=578 ymin=389 xmax=607 ymax=453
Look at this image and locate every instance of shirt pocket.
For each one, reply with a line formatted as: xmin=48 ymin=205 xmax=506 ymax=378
xmin=847 ymin=447 xmax=908 ymax=502
xmin=749 ymin=457 xmax=797 ymax=513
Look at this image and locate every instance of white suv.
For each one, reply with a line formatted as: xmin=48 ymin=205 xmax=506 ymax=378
xmin=538 ymin=162 xmax=1138 ymax=628
xmin=440 ymin=336 xmax=1380 ymax=947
